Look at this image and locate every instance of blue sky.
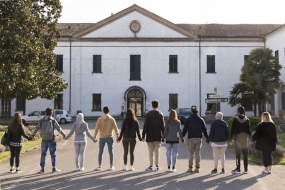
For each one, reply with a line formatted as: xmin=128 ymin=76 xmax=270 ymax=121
xmin=59 ymin=0 xmax=284 ymax=24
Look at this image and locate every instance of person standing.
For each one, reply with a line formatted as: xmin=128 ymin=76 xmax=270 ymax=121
xmin=183 ymin=105 xmax=208 ymax=173
xmin=8 ymin=113 xmax=34 ymax=173
xmin=94 ymin=106 xmax=119 ymax=171
xmin=230 ymin=106 xmax=251 ymax=174
xmin=117 ymin=108 xmax=142 ymax=171
xmin=206 ymin=112 xmax=230 ymax=174
xmin=142 ymin=100 xmax=165 ymax=171
xmin=64 ymin=113 xmax=96 ymax=171
xmin=32 ymin=107 xmax=66 ymax=173
xmin=252 ymin=112 xmax=277 ymax=174
xmin=162 ymin=109 xmax=184 ymax=172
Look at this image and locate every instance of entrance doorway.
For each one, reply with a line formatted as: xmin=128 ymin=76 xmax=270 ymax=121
xmin=127 ymin=89 xmax=144 ymax=117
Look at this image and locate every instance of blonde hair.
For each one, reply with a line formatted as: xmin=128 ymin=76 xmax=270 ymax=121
xmin=167 ymin=109 xmax=179 ymax=125
xmin=215 ymin=112 xmax=223 ymax=120
xmin=261 ymin=112 xmax=273 ymax=123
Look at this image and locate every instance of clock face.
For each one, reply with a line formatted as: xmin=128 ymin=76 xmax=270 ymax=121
xmin=130 ymin=21 xmax=141 ymax=33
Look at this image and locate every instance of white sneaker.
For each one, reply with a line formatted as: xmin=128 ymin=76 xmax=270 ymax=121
xmin=109 ymin=166 xmax=115 ymax=171
xmin=75 ymin=168 xmax=80 ymax=172
xmin=155 ymin=166 xmax=161 ymax=171
xmin=123 ymin=165 xmax=128 ymax=171
xmin=130 ymin=166 xmax=134 ymax=171
xmin=95 ymin=166 xmax=102 ymax=171
xmin=167 ymin=168 xmax=171 ymax=172
xmin=268 ymin=170 xmax=271 ymax=174
xmin=172 ymin=169 xmax=176 ymax=172
xmin=262 ymin=170 xmax=269 ymax=174
xmin=80 ymin=167 xmax=84 ymax=171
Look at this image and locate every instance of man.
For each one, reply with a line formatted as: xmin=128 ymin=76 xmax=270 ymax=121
xmin=230 ymin=106 xmax=251 ymax=174
xmin=142 ymin=100 xmax=164 ymax=171
xmin=183 ymin=105 xmax=208 ymax=173
xmin=94 ymin=106 xmax=119 ymax=171
xmin=32 ymin=107 xmax=66 ymax=173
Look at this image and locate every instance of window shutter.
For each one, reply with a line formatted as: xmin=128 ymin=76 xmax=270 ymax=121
xmin=56 ymin=55 xmax=63 ymax=72
xmin=207 ymin=55 xmax=215 ymax=73
xmin=93 ymin=55 xmax=101 ymax=72
xmin=130 ymin=55 xmax=141 ymax=80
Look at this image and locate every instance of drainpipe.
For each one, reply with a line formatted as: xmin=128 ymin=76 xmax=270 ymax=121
xmin=69 ymin=36 xmax=72 ymax=113
xmin=199 ymin=26 xmax=202 ymax=115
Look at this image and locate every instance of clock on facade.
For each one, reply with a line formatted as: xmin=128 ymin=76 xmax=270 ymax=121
xmin=130 ymin=20 xmax=141 ymax=33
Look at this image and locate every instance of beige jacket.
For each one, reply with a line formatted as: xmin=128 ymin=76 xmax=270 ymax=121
xmin=94 ymin=114 xmax=119 ymax=139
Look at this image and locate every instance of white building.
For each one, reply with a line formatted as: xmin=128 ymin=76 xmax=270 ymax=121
xmin=5 ymin=5 xmax=285 ymax=119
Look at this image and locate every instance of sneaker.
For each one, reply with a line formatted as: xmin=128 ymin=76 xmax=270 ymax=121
xmin=167 ymin=168 xmax=171 ymax=172
xmin=52 ymin=168 xmax=61 ymax=173
xmin=221 ymin=169 xmax=225 ymax=173
xmin=194 ymin=168 xmax=199 ymax=173
xmin=146 ymin=166 xmax=153 ymax=171
xmin=211 ymin=169 xmax=217 ymax=173
xmin=123 ymin=165 xmax=128 ymax=171
xmin=16 ymin=169 xmax=22 ymax=173
xmin=232 ymin=168 xmax=241 ymax=174
xmin=10 ymin=169 xmax=15 ymax=173
xmin=187 ymin=167 xmax=193 ymax=173
xmin=243 ymin=170 xmax=248 ymax=174
xmin=109 ymin=166 xmax=115 ymax=171
xmin=172 ymin=169 xmax=176 ymax=172
xmin=262 ymin=169 xmax=269 ymax=174
xmin=155 ymin=166 xmax=161 ymax=171
xmin=75 ymin=168 xmax=80 ymax=172
xmin=80 ymin=167 xmax=84 ymax=171
xmin=40 ymin=168 xmax=44 ymax=173
xmin=268 ymin=170 xmax=271 ymax=174
xmin=129 ymin=166 xmax=134 ymax=171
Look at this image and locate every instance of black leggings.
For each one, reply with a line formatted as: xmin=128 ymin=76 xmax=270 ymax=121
xmin=234 ymin=143 xmax=248 ymax=170
xmin=122 ymin=137 xmax=136 ymax=165
xmin=9 ymin=146 xmax=22 ymax=167
xmin=262 ymin=151 xmax=273 ymax=167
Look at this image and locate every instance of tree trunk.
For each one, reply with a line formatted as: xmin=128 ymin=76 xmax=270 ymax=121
xmin=258 ymin=101 xmax=262 ymax=117
xmin=254 ymin=103 xmax=257 ymax=116
xmin=1 ymin=97 xmax=11 ymax=120
xmin=1 ymin=97 xmax=4 ymax=119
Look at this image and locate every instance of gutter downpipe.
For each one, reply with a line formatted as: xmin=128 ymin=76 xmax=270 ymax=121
xmin=199 ymin=27 xmax=202 ymax=116
xmin=69 ymin=36 xmax=72 ymax=113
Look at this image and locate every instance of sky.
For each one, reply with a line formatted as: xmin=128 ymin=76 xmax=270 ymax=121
xmin=59 ymin=0 xmax=284 ymax=24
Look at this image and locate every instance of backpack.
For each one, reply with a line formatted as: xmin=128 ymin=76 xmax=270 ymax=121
xmin=41 ymin=119 xmax=55 ymax=140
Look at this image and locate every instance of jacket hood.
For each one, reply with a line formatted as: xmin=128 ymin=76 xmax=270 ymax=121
xmin=147 ymin=110 xmax=163 ymax=117
xmin=213 ymin=119 xmax=227 ymax=126
xmin=102 ymin=114 xmax=111 ymax=120
xmin=235 ymin=115 xmax=248 ymax=123
xmin=44 ymin=116 xmax=54 ymax=120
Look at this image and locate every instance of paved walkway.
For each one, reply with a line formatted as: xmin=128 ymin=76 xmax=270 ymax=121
xmin=0 ymin=120 xmax=285 ymax=190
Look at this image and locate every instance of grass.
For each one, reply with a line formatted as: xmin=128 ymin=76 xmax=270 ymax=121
xmin=0 ymin=131 xmax=42 ymax=162
xmin=0 ymin=119 xmax=12 ymax=125
xmin=278 ymin=133 xmax=285 ymax=148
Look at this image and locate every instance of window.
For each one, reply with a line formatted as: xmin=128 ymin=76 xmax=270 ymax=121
xmin=169 ymin=94 xmax=178 ymax=110
xmin=16 ymin=97 xmax=25 ymax=111
xmin=243 ymin=94 xmax=252 ymax=111
xmin=92 ymin=94 xmax=101 ymax=111
xmin=244 ymin=55 xmax=249 ymax=64
xmin=93 ymin=55 xmax=102 ymax=73
xmin=130 ymin=55 xmax=141 ymax=80
xmin=54 ymin=94 xmax=63 ymax=109
xmin=207 ymin=55 xmax=215 ymax=73
xmin=169 ymin=55 xmax=178 ymax=72
xmin=206 ymin=103 xmax=220 ymax=112
xmin=275 ymin=50 xmax=279 ymax=62
xmin=56 ymin=55 xmax=63 ymax=72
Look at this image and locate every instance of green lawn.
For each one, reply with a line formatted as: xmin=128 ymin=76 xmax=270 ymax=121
xmin=0 ymin=119 xmax=12 ymax=125
xmin=278 ymin=133 xmax=285 ymax=148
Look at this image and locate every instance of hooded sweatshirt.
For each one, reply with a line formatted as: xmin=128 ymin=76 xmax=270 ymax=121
xmin=206 ymin=119 xmax=229 ymax=143
xmin=142 ymin=109 xmax=164 ymax=142
xmin=230 ymin=115 xmax=251 ymax=142
xmin=162 ymin=120 xmax=184 ymax=143
xmin=32 ymin=116 xmax=65 ymax=138
xmin=65 ymin=122 xmax=95 ymax=142
xmin=94 ymin=114 xmax=119 ymax=139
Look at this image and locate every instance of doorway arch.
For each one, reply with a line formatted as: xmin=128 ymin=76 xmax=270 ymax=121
xmin=124 ymin=86 xmax=146 ymax=117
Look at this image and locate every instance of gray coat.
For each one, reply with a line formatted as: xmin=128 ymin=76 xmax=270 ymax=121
xmin=65 ymin=122 xmax=95 ymax=142
xmin=162 ymin=121 xmax=184 ymax=143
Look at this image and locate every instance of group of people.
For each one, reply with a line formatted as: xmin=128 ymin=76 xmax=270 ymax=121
xmin=6 ymin=101 xmax=277 ymax=175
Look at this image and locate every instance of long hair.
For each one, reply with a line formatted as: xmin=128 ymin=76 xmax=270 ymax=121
xmin=10 ymin=113 xmax=23 ymax=133
xmin=76 ymin=113 xmax=85 ymax=130
xmin=124 ymin=108 xmax=137 ymax=131
xmin=167 ymin=109 xmax=179 ymax=125
xmin=261 ymin=112 xmax=273 ymax=123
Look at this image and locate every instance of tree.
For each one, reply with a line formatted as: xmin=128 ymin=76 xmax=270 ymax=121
xmin=229 ymin=48 xmax=282 ymax=116
xmin=0 ymin=0 xmax=68 ymax=119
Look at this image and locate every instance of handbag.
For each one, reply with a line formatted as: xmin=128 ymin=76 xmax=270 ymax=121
xmin=1 ymin=130 xmax=10 ymax=146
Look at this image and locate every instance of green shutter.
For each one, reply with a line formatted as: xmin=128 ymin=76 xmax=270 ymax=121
xmin=130 ymin=55 xmax=141 ymax=80
xmin=93 ymin=55 xmax=101 ymax=73
xmin=56 ymin=55 xmax=63 ymax=72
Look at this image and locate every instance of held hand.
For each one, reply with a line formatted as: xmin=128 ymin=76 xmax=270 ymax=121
xmin=94 ymin=139 xmax=98 ymax=143
xmin=206 ymin=142 xmax=209 ymax=145
xmin=142 ymin=138 xmax=145 ymax=142
xmin=181 ymin=140 xmax=185 ymax=144
xmin=116 ymin=139 xmax=120 ymax=143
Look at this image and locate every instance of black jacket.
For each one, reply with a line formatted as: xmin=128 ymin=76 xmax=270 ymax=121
xmin=230 ymin=115 xmax=251 ymax=142
xmin=206 ymin=119 xmax=230 ymax=143
xmin=252 ymin=122 xmax=277 ymax=152
xmin=142 ymin=110 xmax=164 ymax=142
xmin=8 ymin=124 xmax=32 ymax=143
xmin=183 ymin=114 xmax=208 ymax=139
xmin=118 ymin=120 xmax=142 ymax=141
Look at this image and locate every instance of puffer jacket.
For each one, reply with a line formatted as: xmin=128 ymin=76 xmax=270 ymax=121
xmin=206 ymin=119 xmax=230 ymax=143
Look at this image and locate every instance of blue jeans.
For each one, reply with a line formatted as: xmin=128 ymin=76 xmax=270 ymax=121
xmin=98 ymin=137 xmax=114 ymax=165
xmin=40 ymin=139 xmax=57 ymax=168
xmin=166 ymin=143 xmax=179 ymax=166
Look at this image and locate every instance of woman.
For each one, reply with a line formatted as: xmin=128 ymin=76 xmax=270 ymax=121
xmin=206 ymin=112 xmax=230 ymax=174
xmin=252 ymin=112 xmax=277 ymax=174
xmin=117 ymin=108 xmax=142 ymax=171
xmin=8 ymin=113 xmax=33 ymax=173
xmin=162 ymin=109 xmax=184 ymax=172
xmin=64 ymin=113 xmax=95 ymax=171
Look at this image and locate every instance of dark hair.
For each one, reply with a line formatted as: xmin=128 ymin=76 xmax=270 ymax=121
xmin=45 ymin=107 xmax=53 ymax=116
xmin=124 ymin=108 xmax=137 ymax=131
xmin=103 ymin=107 xmax=109 ymax=114
xmin=151 ymin=100 xmax=159 ymax=108
xmin=10 ymin=113 xmax=22 ymax=133
xmin=237 ymin=106 xmax=245 ymax=115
